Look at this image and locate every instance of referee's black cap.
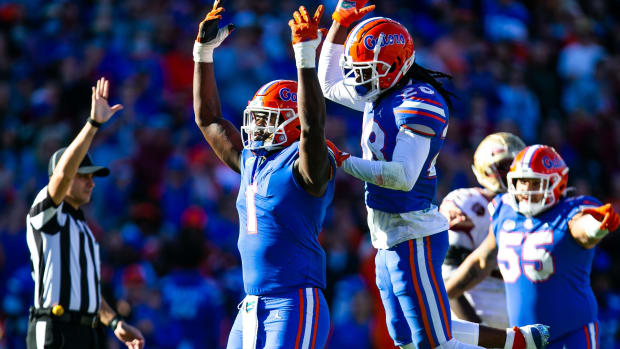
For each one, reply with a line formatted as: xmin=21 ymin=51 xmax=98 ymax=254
xmin=48 ymin=148 xmax=110 ymax=177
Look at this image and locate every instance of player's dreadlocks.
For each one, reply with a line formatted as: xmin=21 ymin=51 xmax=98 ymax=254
xmin=380 ymin=62 xmax=457 ymax=110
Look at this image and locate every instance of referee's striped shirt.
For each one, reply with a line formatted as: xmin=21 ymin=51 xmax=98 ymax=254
xmin=26 ymin=186 xmax=101 ymax=314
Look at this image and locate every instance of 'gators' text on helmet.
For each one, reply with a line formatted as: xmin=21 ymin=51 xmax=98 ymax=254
xmin=340 ymin=17 xmax=415 ymax=101
xmin=241 ymin=80 xmax=301 ymax=152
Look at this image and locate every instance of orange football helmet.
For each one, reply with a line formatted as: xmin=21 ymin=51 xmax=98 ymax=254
xmin=241 ymin=80 xmax=301 ymax=152
xmin=507 ymin=145 xmax=569 ymax=216
xmin=340 ymin=17 xmax=415 ymax=101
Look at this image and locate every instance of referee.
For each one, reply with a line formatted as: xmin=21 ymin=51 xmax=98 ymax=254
xmin=25 ymin=78 xmax=144 ymax=349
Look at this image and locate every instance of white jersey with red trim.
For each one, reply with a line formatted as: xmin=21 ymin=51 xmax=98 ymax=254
xmin=441 ymin=187 xmax=509 ymax=328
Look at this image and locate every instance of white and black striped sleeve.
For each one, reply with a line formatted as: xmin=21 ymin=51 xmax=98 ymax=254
xmin=29 ymin=186 xmax=61 ymax=233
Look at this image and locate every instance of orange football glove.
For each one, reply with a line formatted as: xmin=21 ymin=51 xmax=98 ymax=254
xmin=326 ymin=139 xmax=350 ymax=167
xmin=196 ymin=0 xmax=234 ymax=44
xmin=582 ymin=203 xmax=620 ymax=232
xmin=332 ymin=0 xmax=375 ymax=28
xmin=289 ymin=5 xmax=325 ymax=45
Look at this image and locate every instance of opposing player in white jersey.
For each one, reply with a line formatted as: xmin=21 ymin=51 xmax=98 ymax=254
xmin=317 ymin=1 xmax=548 ymax=348
xmin=441 ymin=133 xmax=525 ymax=328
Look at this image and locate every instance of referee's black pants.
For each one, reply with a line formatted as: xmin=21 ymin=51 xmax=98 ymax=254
xmin=26 ymin=316 xmax=101 ymax=349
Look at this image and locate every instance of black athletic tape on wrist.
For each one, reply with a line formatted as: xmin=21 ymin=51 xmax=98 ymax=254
xmin=109 ymin=315 xmax=123 ymax=330
xmin=88 ymin=118 xmax=103 ymax=128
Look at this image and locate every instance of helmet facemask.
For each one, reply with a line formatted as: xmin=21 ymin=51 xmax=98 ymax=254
xmin=340 ymin=54 xmax=390 ymax=101
xmin=507 ymin=172 xmax=561 ymax=216
xmin=340 ymin=32 xmax=415 ymax=102
xmin=241 ymin=106 xmax=297 ymax=151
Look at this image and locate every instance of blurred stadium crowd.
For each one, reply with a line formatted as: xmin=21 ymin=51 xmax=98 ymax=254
xmin=0 ymin=0 xmax=620 ymax=348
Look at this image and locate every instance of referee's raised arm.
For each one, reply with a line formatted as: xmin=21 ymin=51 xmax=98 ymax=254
xmin=26 ymin=78 xmax=145 ymax=349
xmin=48 ymin=77 xmax=123 ymax=206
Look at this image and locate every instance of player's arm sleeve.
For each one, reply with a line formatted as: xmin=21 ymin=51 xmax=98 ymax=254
xmin=340 ymin=128 xmax=430 ymax=191
xmin=317 ymin=42 xmax=366 ymax=112
xmin=29 ymin=187 xmax=60 ymax=233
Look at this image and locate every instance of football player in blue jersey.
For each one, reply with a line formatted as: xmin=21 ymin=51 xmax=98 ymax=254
xmin=193 ymin=2 xmax=336 ymax=348
xmin=317 ymin=1 xmax=549 ymax=348
xmin=446 ymin=145 xmax=620 ymax=348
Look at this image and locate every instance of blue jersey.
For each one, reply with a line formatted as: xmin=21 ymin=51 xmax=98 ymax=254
xmin=362 ymin=81 xmax=449 ymax=213
xmin=490 ymin=194 xmax=602 ymax=340
xmin=235 ymin=142 xmax=335 ymax=295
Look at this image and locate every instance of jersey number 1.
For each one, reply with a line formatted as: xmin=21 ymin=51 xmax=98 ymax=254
xmin=245 ymin=182 xmax=258 ymax=234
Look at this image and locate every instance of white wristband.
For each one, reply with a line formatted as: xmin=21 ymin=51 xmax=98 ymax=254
xmin=583 ymin=214 xmax=609 ymax=239
xmin=504 ymin=328 xmax=515 ymax=349
xmin=193 ymin=42 xmax=214 ymax=63
xmin=293 ymin=41 xmax=317 ymax=68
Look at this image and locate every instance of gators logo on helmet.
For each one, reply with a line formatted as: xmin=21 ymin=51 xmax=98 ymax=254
xmin=507 ymin=145 xmax=569 ymax=216
xmin=241 ymin=80 xmax=301 ymax=152
xmin=340 ymin=17 xmax=415 ymax=101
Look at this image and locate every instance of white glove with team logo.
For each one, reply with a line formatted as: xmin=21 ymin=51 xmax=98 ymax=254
xmin=193 ymin=0 xmax=235 ymax=63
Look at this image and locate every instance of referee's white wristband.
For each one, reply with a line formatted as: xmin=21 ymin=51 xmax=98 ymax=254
xmin=583 ymin=214 xmax=609 ymax=239
xmin=293 ymin=42 xmax=317 ymax=68
xmin=193 ymin=42 xmax=214 ymax=63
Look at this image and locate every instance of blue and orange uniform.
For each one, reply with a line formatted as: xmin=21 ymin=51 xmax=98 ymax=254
xmin=226 ymin=143 xmax=335 ymax=349
xmin=366 ymin=82 xmax=454 ymax=348
xmin=491 ymin=194 xmax=602 ymax=348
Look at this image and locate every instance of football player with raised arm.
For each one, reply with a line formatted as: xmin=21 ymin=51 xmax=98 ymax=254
xmin=446 ymin=145 xmax=620 ymax=348
xmin=193 ymin=2 xmax=335 ymax=348
xmin=317 ymin=1 xmax=549 ymax=348
xmin=440 ymin=133 xmax=525 ymax=328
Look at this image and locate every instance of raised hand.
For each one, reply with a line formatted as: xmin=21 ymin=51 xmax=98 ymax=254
xmin=289 ymin=5 xmax=326 ymax=68
xmin=90 ymin=77 xmax=123 ymax=124
xmin=582 ymin=203 xmax=620 ymax=232
xmin=332 ymin=0 xmax=375 ymax=28
xmin=288 ymin=5 xmax=325 ymax=45
xmin=194 ymin=0 xmax=235 ymax=63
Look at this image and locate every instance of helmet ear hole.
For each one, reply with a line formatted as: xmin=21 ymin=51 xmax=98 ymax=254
xmin=388 ymin=62 xmax=397 ymax=73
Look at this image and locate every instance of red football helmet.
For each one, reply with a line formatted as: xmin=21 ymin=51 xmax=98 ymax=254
xmin=340 ymin=17 xmax=415 ymax=101
xmin=507 ymin=145 xmax=569 ymax=216
xmin=241 ymin=80 xmax=301 ymax=151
